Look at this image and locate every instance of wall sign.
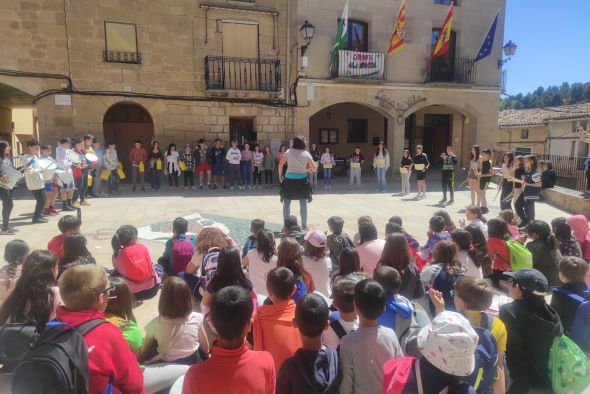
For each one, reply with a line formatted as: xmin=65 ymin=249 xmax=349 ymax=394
xmin=54 ymin=94 xmax=72 ymax=106
xmin=375 ymin=92 xmax=426 ymax=125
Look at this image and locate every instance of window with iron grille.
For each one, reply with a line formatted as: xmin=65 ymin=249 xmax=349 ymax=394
xmin=104 ymin=22 xmax=141 ymax=64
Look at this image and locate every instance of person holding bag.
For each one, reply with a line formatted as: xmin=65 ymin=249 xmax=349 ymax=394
xmin=165 ymin=143 xmax=180 ymax=190
xmin=149 ymin=141 xmax=164 ymax=191
xmin=373 ymin=141 xmax=390 ymax=193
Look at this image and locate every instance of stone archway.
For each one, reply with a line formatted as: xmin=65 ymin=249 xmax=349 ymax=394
xmin=103 ymin=102 xmax=154 ymax=174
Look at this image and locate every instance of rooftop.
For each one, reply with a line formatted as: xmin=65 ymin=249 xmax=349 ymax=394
xmin=498 ymin=103 xmax=590 ymax=128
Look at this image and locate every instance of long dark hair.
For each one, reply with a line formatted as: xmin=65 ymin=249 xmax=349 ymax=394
xmin=3 ymin=240 xmax=29 ymax=292
xmin=551 ymin=217 xmax=574 ymax=241
xmin=525 ymin=155 xmax=539 ymax=172
xmin=166 ymin=143 xmax=177 ymax=156
xmin=152 ymin=141 xmax=160 ymax=151
xmin=60 ymin=234 xmax=92 ymax=270
xmin=451 ymin=229 xmax=480 ymax=268
xmin=432 ymin=241 xmax=464 ymax=274
xmin=256 ymin=229 xmax=276 ymax=263
xmin=375 ymin=143 xmax=388 ymax=157
xmin=112 ymin=225 xmax=138 ymax=256
xmin=527 ymin=220 xmax=558 ymax=250
xmin=434 ymin=210 xmax=456 ymax=231
xmin=378 ymin=234 xmax=411 ymax=273
xmin=0 ymin=250 xmax=57 ymax=332
xmin=487 ymin=218 xmax=511 ymax=241
xmin=0 ymin=141 xmax=9 ymax=160
xmin=208 ymin=247 xmax=251 ymax=293
xmin=277 ymin=237 xmax=305 ymax=277
xmin=104 ymin=277 xmax=136 ymax=322
xmin=464 ymin=225 xmax=492 ymax=275
xmin=503 ymin=152 xmax=515 ymax=167
xmin=470 ymin=145 xmax=480 ymax=161
xmin=338 ymin=248 xmax=360 ymax=277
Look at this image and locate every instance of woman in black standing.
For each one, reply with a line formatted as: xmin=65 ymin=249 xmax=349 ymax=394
xmin=0 ymin=141 xmax=15 ymax=234
xmin=413 ymin=145 xmax=429 ymax=200
xmin=499 ymin=152 xmax=515 ymax=211
xmin=513 ymin=155 xmax=527 ymax=225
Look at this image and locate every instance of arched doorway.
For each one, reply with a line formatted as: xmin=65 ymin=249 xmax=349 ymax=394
xmin=309 ymin=102 xmax=389 ymax=163
xmin=405 ymin=104 xmax=471 ymax=166
xmin=103 ymin=102 xmax=154 ymax=174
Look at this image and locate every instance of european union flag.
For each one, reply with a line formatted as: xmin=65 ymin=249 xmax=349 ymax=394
xmin=475 ymin=10 xmax=499 ymax=62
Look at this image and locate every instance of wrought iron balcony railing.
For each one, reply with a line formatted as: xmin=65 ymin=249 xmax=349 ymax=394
xmin=103 ymin=50 xmax=142 ymax=64
xmin=205 ymin=56 xmax=281 ymax=92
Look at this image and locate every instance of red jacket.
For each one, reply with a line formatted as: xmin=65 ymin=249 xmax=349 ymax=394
xmin=48 ymin=234 xmax=66 ymax=260
xmin=55 ymin=306 xmax=145 ymax=394
xmin=129 ymin=147 xmax=147 ymax=165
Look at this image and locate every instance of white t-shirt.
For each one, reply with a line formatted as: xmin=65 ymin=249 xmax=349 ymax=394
xmin=284 ymin=149 xmax=313 ymax=174
xmin=321 ymin=317 xmax=359 ymax=349
xmin=457 ymin=250 xmax=483 ymax=278
xmin=246 ymin=248 xmax=278 ymax=296
xmin=145 ymin=312 xmax=204 ymax=362
xmin=302 ymin=255 xmax=332 ymax=297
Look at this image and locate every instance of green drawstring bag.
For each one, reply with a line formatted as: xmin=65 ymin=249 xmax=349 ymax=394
xmin=506 ymin=240 xmax=533 ymax=272
xmin=548 ymin=335 xmax=590 ymax=394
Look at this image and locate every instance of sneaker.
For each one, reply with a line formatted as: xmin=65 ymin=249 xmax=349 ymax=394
xmin=439 ymin=198 xmax=447 ymax=204
xmin=62 ymin=204 xmax=75 ymax=212
xmin=200 ymin=185 xmax=203 ymax=190
xmin=141 ymin=187 xmax=146 ymax=192
xmin=230 ymin=186 xmax=234 ymax=191
xmin=132 ymin=187 xmax=136 ymax=192
xmin=0 ymin=228 xmax=17 ymax=235
xmin=72 ymin=201 xmax=80 ymax=208
xmin=213 ymin=184 xmax=218 ymax=190
xmin=415 ymin=194 xmax=422 ymax=200
xmin=42 ymin=208 xmax=52 ymax=216
xmin=50 ymin=207 xmax=60 ymax=214
xmin=208 ymin=184 xmax=212 ymax=189
xmin=80 ymin=200 xmax=91 ymax=206
xmin=447 ymin=199 xmax=454 ymax=205
xmin=190 ymin=186 xmax=194 ymax=190
xmin=32 ymin=218 xmax=49 ymax=224
xmin=223 ymin=185 xmax=228 ymax=190
xmin=248 ymin=185 xmax=253 ymax=190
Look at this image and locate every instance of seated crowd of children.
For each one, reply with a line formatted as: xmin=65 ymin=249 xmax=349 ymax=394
xmin=0 ymin=208 xmax=589 ymax=394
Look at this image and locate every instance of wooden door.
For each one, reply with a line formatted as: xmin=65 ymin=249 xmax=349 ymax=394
xmin=222 ymin=22 xmax=259 ymax=90
xmin=423 ymin=114 xmax=451 ymax=166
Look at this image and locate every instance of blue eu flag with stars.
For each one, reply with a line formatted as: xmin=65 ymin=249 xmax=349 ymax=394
xmin=475 ymin=11 xmax=499 ymax=62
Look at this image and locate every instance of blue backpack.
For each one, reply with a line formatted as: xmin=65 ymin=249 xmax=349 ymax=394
xmin=553 ymin=286 xmax=590 ymax=351
xmin=465 ymin=312 xmax=499 ymax=394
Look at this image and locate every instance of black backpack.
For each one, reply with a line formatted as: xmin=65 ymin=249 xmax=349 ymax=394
xmin=12 ymin=319 xmax=107 ymax=394
xmin=0 ymin=323 xmax=38 ymax=372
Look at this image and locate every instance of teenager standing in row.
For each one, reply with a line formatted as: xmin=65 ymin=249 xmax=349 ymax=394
xmin=440 ymin=146 xmax=457 ymax=205
xmin=413 ymin=145 xmax=429 ymax=199
xmin=399 ymin=149 xmax=413 ymax=196
xmin=373 ymin=142 xmax=390 ymax=193
xmin=149 ymin=141 xmax=163 ymax=191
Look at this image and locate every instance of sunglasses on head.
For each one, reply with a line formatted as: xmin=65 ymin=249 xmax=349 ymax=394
xmin=101 ymin=283 xmax=118 ymax=300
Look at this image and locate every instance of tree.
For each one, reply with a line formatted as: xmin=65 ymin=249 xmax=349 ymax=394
xmin=500 ymin=80 xmax=590 ymax=109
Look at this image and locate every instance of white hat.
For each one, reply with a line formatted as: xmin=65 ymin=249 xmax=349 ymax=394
xmin=417 ymin=311 xmax=479 ymax=377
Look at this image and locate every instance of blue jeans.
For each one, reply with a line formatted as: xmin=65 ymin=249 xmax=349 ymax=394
xmin=150 ymin=169 xmax=161 ymax=190
xmin=240 ymin=161 xmax=252 ymax=186
xmin=376 ymin=167 xmax=387 ymax=192
xmin=323 ymin=168 xmax=332 ymax=185
xmin=283 ymin=199 xmax=308 ymax=228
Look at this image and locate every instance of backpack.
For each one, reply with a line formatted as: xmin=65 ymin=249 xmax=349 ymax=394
xmin=506 ymin=240 xmax=533 ymax=272
xmin=12 ymin=319 xmax=107 ymax=394
xmin=119 ymin=243 xmax=156 ymax=283
xmin=465 ymin=312 xmax=498 ymax=394
xmin=553 ymin=286 xmax=590 ymax=351
xmin=396 ymin=307 xmax=427 ymax=358
xmin=171 ymin=238 xmax=194 ymax=275
xmin=195 ymin=248 xmax=220 ymax=298
xmin=548 ymin=334 xmax=590 ymax=394
xmin=329 ymin=320 xmax=347 ymax=340
xmin=582 ymin=234 xmax=590 ymax=261
xmin=0 ymin=323 xmax=38 ymax=372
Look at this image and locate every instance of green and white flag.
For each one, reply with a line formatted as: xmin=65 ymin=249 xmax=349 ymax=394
xmin=334 ymin=0 xmax=349 ymax=50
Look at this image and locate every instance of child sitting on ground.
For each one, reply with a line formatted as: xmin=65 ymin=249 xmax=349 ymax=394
xmin=525 ymin=220 xmax=562 ymax=287
xmin=322 ymin=277 xmax=359 ymax=349
xmin=339 ymin=279 xmax=403 ymax=394
xmin=243 ymin=218 xmax=265 ymax=258
xmin=373 ymin=266 xmax=414 ymax=335
xmin=282 ymin=215 xmax=305 ymax=246
xmin=277 ymin=293 xmax=341 ymax=394
xmin=56 ymin=265 xmax=144 ymax=394
xmin=182 ymin=286 xmax=276 ymax=394
xmin=499 ymin=209 xmax=519 ymax=238
xmin=111 ymin=224 xmax=161 ymax=300
xmin=277 ymin=237 xmax=315 ymax=301
xmin=550 ymin=257 xmax=590 ymax=341
xmin=302 ymin=230 xmax=332 ymax=297
xmin=551 ymin=218 xmax=582 ymax=258
xmin=486 ymin=218 xmax=512 ymax=286
xmin=253 ymin=267 xmax=302 ymax=370
xmin=327 ymin=216 xmax=354 ymax=271
xmin=383 ymin=311 xmax=479 ymax=394
xmin=242 ymin=229 xmax=278 ymax=297
xmin=104 ymin=277 xmax=142 ymax=358
xmin=330 ymin=247 xmax=361 ymax=285
xmin=420 ymin=215 xmax=451 ymax=263
xmin=47 ymin=215 xmax=81 ymax=260
xmin=389 ymin=216 xmax=420 ymax=250
xmin=459 ymin=206 xmax=488 ymax=235
xmin=160 ymin=217 xmax=195 ymax=275
xmin=421 ymin=241 xmax=465 ymax=313
xmin=428 ymin=276 xmax=507 ymax=393
xmin=0 ymin=240 xmax=29 ymax=303
xmin=352 ymin=215 xmax=372 ymax=247
xmin=500 ymin=269 xmax=563 ymax=394
xmin=450 ymin=229 xmax=482 ymax=279
xmin=142 ymin=277 xmax=208 ymax=366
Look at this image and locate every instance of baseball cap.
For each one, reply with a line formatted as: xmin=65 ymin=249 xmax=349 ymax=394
xmin=304 ymin=229 xmax=327 ymax=248
xmin=417 ymin=311 xmax=479 ymax=377
xmin=502 ymin=269 xmax=548 ymax=296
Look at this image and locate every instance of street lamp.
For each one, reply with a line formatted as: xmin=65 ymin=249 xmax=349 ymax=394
xmin=498 ymin=40 xmax=517 ymax=68
xmin=300 ymin=20 xmax=315 ymax=57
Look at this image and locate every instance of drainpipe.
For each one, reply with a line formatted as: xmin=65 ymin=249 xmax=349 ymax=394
xmin=284 ymin=0 xmax=291 ymax=144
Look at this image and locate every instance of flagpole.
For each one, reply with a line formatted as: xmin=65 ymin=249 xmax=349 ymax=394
xmin=474 ymin=8 xmax=500 ymax=60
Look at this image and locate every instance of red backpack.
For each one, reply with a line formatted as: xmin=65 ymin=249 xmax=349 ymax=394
xmin=119 ymin=243 xmax=155 ymax=283
xmin=383 ymin=356 xmax=416 ymax=394
xmin=171 ymin=238 xmax=194 ymax=275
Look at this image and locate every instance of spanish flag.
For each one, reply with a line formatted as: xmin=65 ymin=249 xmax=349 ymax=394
xmin=386 ymin=0 xmax=406 ymax=55
xmin=432 ymin=3 xmax=453 ymax=58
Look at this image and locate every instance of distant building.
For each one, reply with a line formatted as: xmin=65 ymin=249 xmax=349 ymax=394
xmin=497 ymin=103 xmax=590 ymax=157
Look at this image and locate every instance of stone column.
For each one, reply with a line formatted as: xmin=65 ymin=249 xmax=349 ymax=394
xmin=388 ymin=116 xmax=404 ymax=179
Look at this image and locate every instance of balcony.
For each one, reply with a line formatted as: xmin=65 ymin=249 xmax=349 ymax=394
xmin=204 ymin=56 xmax=281 ymax=92
xmin=424 ymin=57 xmax=476 ymax=84
xmin=329 ymin=50 xmax=386 ymax=80
xmin=103 ymin=50 xmax=142 ymax=64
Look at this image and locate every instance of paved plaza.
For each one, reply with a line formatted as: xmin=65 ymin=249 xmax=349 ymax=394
xmin=1 ymin=177 xmax=571 ymax=329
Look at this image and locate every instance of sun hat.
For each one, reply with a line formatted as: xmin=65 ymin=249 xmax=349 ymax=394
xmin=502 ymin=269 xmax=548 ymax=296
xmin=417 ymin=311 xmax=479 ymax=377
xmin=304 ymin=229 xmax=327 ymax=248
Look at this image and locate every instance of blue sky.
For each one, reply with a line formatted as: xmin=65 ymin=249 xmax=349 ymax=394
xmin=503 ymin=0 xmax=590 ymax=95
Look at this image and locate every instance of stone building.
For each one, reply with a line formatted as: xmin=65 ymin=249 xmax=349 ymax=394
xmin=0 ymin=0 xmax=297 ymax=167
xmin=0 ymin=0 xmax=506 ymax=171
xmin=497 ymin=103 xmax=590 ymax=157
xmin=295 ymin=0 xmax=506 ymax=169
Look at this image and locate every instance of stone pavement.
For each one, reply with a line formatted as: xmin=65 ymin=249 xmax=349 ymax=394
xmin=1 ymin=176 xmax=572 ymax=330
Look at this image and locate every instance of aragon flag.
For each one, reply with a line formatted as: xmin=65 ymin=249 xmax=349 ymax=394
xmin=432 ymin=3 xmax=453 ymax=58
xmin=387 ymin=0 xmax=406 ymax=55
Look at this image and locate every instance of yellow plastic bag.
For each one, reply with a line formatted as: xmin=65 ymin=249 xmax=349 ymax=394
xmin=100 ymin=168 xmax=110 ymax=181
xmin=155 ymin=159 xmax=162 ymax=170
xmin=87 ymin=175 xmax=93 ymax=187
xmin=139 ymin=161 xmax=145 ymax=173
xmin=117 ymin=163 xmax=126 ymax=180
xmin=178 ymin=160 xmax=187 ymax=172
